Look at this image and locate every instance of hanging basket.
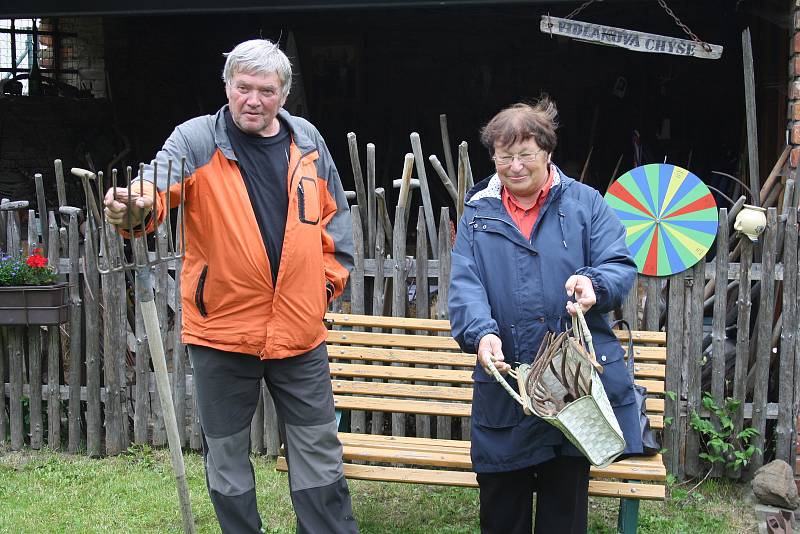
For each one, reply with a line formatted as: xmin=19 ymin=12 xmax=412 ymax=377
xmin=0 ymin=283 xmax=69 ymax=325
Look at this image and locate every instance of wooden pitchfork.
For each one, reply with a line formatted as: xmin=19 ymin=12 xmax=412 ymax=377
xmin=73 ymin=162 xmax=195 ymax=534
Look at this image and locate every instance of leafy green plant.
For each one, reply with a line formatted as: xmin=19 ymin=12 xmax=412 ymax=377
xmin=690 ymin=393 xmax=760 ymax=471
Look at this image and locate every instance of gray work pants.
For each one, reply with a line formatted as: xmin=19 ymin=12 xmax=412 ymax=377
xmin=189 ymin=343 xmax=359 ymax=534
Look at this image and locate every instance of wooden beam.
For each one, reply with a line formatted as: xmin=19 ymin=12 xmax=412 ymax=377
xmin=742 ymin=28 xmax=760 ymax=205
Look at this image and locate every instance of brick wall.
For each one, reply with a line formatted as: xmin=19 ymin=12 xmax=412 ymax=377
xmin=38 ymin=17 xmax=106 ymax=98
xmin=791 ymin=7 xmax=800 ymax=168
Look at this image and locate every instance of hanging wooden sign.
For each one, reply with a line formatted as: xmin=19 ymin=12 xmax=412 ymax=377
xmin=540 ymin=15 xmax=723 ymax=60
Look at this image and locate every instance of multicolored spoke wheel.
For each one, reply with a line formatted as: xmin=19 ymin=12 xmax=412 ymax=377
xmin=604 ymin=164 xmax=718 ymax=277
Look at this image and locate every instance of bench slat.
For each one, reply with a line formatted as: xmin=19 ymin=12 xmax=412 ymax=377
xmin=633 ymin=362 xmax=665 ymax=379
xmin=343 ymin=445 xmax=471 ymax=469
xmin=338 ymin=434 xmax=666 ymax=474
xmin=329 ymin=330 xmax=668 ymax=357
xmin=335 ymin=396 xmax=472 ymax=417
xmin=327 ymin=330 xmax=462 ymax=350
xmin=332 ymin=362 xmax=663 ymax=391
xmin=276 ymin=458 xmax=666 ymax=500
xmin=612 ymin=329 xmax=667 ymax=344
xmin=326 ymin=313 xmax=452 ymax=332
xmin=339 ymin=432 xmax=471 ymax=451
xmin=334 ymin=396 xmax=661 ymax=426
xmin=333 ymin=382 xmax=662 ymax=414
xmin=649 ymin=415 xmax=663 ymax=429
xmin=637 ymin=379 xmax=663 ymax=394
xmin=331 ymin=345 xmax=664 ymax=378
xmin=339 ymin=444 xmax=665 ymax=481
xmin=327 ymin=313 xmax=667 ymax=347
xmin=329 ymin=345 xmax=476 ymax=367
xmin=330 ymin=363 xmax=472 ymax=384
xmin=333 ymin=380 xmax=473 ymax=401
xmin=646 ymin=398 xmax=664 ymax=413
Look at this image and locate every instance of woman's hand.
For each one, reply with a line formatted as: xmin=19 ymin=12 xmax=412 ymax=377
xmin=478 ymin=333 xmax=510 ymax=375
xmin=565 ymin=274 xmax=596 ymax=316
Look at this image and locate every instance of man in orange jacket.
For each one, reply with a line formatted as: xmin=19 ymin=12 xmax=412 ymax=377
xmin=104 ymin=39 xmax=357 ymax=534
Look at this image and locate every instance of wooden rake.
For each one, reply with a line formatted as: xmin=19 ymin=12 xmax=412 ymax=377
xmin=73 ymin=162 xmax=195 ymax=534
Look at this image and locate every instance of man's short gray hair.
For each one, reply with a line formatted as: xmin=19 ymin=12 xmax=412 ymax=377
xmin=222 ymin=39 xmax=292 ymax=98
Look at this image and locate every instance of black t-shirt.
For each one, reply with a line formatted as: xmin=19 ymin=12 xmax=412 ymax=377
xmin=224 ymin=108 xmax=291 ymax=284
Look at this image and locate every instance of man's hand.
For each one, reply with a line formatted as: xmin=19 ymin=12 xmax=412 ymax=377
xmin=478 ymin=333 xmax=509 ymax=375
xmin=104 ymin=180 xmax=155 ymax=227
xmin=565 ymin=274 xmax=596 ymax=316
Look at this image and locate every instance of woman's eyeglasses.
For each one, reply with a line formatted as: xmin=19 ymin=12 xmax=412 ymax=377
xmin=492 ymin=149 xmax=544 ymax=167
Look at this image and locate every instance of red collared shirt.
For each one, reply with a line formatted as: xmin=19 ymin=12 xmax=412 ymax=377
xmin=501 ymin=165 xmax=555 ymax=240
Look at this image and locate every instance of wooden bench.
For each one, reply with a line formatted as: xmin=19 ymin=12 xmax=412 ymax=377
xmin=277 ymin=312 xmax=667 ymax=533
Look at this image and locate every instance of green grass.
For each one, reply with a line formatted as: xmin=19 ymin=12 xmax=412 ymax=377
xmin=0 ymin=445 xmax=755 ymax=533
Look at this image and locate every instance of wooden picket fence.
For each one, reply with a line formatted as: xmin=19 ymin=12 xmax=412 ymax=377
xmin=1 ymin=195 xmax=798 ymax=481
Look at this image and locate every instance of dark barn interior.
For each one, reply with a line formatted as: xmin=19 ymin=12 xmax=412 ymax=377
xmin=0 ymin=0 xmax=790 ymax=226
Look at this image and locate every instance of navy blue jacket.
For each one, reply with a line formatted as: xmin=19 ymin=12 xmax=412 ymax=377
xmin=448 ymin=167 xmax=641 ymax=473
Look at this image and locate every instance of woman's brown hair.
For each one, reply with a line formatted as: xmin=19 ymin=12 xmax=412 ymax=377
xmin=480 ymin=95 xmax=559 ymax=154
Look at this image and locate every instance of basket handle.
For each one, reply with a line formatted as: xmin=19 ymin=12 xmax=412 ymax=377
xmin=485 ymin=358 xmax=527 ymax=408
xmin=573 ymin=306 xmax=603 ymax=373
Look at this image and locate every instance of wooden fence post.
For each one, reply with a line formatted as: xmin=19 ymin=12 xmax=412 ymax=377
xmin=644 ymin=276 xmax=661 ymax=331
xmin=0 ymin=329 xmax=6 ymax=447
xmin=84 ymin=210 xmax=102 ymax=457
xmin=173 ymin=255 xmax=187 ymax=445
xmin=391 ymin=207 xmax=407 ymax=438
xmin=410 ymin=133 xmax=439 ymax=258
xmin=134 ymin=253 xmax=151 ymax=445
xmin=415 ymin=207 xmax=431 ymax=439
xmin=621 ymin=274 xmax=639 ymax=329
xmin=102 ymin=229 xmax=126 ymax=455
xmin=8 ymin=324 xmax=23 ymax=451
xmin=347 ymin=132 xmax=368 ymax=250
xmin=5 ymin=207 xmax=23 ymax=451
xmin=684 ymin=260 xmax=705 ymax=478
xmin=370 ymin=216 xmax=386 ymax=435
xmin=732 ymin=237 xmax=753 ymax=478
xmin=665 ymin=270 xmax=685 ymax=477
xmin=46 ymin=212 xmax=61 ymax=450
xmin=749 ymin=208 xmax=778 ymax=474
xmin=65 ymin=210 xmax=83 ymax=454
xmin=710 ymin=210 xmax=729 ymax=477
xmin=436 ymin=208 xmax=453 ymax=439
xmin=27 ymin=209 xmax=44 ymax=450
xmin=349 ymin=207 xmax=367 ymax=435
xmin=366 ymin=143 xmax=377 ymax=260
xmin=778 ymin=208 xmax=798 ymax=464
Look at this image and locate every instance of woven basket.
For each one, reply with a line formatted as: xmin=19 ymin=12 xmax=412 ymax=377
xmin=487 ymin=308 xmax=625 ymax=468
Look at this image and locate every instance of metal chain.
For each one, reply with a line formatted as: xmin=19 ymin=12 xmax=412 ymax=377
xmin=560 ymin=0 xmax=713 ymax=53
xmin=657 ymin=0 xmax=712 ymax=52
xmin=564 ymin=0 xmax=598 ymax=20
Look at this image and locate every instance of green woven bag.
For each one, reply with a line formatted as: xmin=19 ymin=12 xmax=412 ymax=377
xmin=487 ymin=308 xmax=626 ymax=468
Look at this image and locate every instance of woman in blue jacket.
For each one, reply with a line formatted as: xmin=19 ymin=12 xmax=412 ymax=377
xmin=448 ymin=96 xmax=639 ymax=534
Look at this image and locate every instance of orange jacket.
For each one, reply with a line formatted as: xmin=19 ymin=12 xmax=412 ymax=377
xmin=143 ymin=107 xmax=353 ymax=358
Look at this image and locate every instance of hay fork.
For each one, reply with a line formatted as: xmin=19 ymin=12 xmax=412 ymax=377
xmin=74 ymin=161 xmax=195 ymax=534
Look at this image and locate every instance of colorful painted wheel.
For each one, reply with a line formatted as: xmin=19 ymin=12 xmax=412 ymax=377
xmin=604 ymin=164 xmax=718 ymax=277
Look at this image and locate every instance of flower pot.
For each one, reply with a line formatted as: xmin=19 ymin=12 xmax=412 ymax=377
xmin=0 ymin=283 xmax=69 ymax=325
